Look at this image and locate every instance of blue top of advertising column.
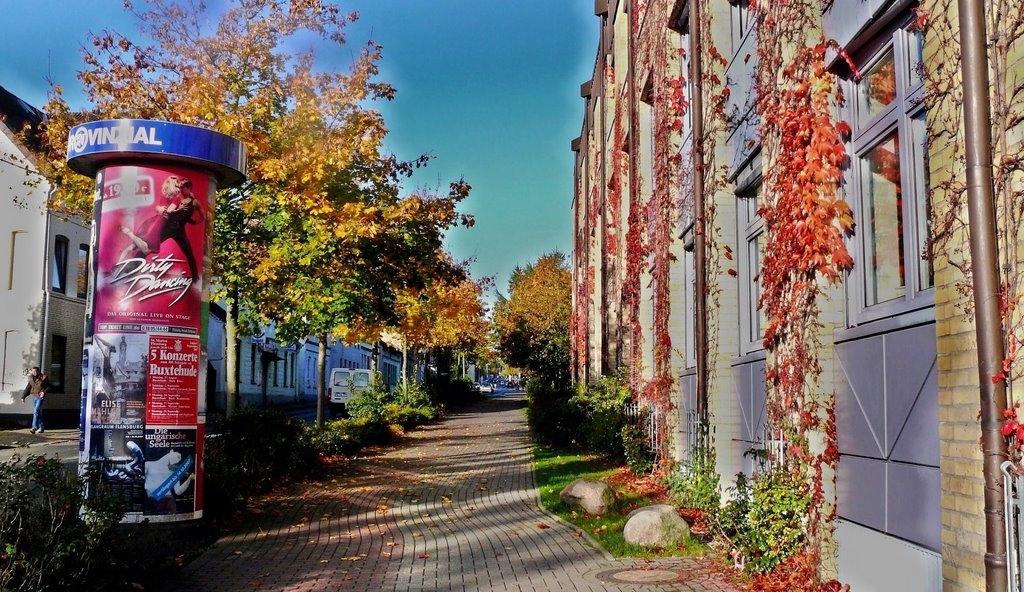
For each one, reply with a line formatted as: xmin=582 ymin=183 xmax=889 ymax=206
xmin=66 ymin=119 xmax=247 ymax=188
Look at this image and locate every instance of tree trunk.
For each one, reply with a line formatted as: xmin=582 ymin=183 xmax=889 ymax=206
xmin=226 ymin=295 xmax=239 ymax=417
xmin=401 ymin=334 xmax=409 ymax=403
xmin=316 ymin=334 xmax=327 ymax=428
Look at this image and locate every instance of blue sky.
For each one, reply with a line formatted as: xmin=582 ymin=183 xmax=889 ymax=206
xmin=0 ymin=0 xmax=598 ymax=303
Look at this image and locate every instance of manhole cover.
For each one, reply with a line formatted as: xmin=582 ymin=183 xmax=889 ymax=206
xmin=593 ymin=567 xmax=691 ymax=585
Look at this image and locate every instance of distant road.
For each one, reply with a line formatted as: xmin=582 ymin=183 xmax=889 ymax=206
xmin=0 ymin=429 xmax=81 ymax=470
xmin=0 ymin=390 xmax=524 ymax=468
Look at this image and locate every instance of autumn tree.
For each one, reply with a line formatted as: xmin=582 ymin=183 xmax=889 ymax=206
xmin=265 ymin=172 xmax=475 ymax=425
xmin=493 ymin=252 xmax=571 ymax=386
xmin=34 ymin=0 xmax=471 ymax=415
xmin=391 ymin=261 xmax=490 ymax=394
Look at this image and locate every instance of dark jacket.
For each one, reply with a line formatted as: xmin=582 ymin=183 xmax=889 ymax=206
xmin=22 ymin=374 xmax=51 ymax=401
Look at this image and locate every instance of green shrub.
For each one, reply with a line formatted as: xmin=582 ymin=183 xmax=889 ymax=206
xmin=400 ymin=380 xmax=436 ymax=409
xmin=345 ymin=374 xmax=396 ymax=423
xmin=621 ymin=416 xmax=655 ymax=475
xmin=382 ymin=403 xmax=437 ymax=430
xmin=570 ymin=373 xmax=630 ymax=461
xmin=347 ymin=374 xmax=440 ymax=430
xmin=718 ymin=472 xmax=752 ymax=539
xmin=310 ymin=417 xmax=393 ymax=456
xmin=204 ymin=408 xmax=317 ymax=516
xmin=667 ymin=444 xmax=721 ymax=514
xmin=525 ymin=380 xmax=579 ymax=447
xmin=430 ymin=376 xmax=483 ymax=409
xmin=0 ymin=456 xmax=124 ymax=591
xmin=737 ymin=468 xmax=810 ymax=573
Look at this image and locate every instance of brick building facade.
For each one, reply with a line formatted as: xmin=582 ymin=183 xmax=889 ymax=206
xmin=571 ymin=0 xmax=1020 ymax=589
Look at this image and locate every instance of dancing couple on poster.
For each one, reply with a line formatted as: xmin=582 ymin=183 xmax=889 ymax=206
xmin=119 ymin=175 xmax=204 ymax=279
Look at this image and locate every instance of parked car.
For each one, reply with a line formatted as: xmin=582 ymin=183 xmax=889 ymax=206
xmin=475 ymin=381 xmax=494 ymax=394
xmin=326 ymin=368 xmax=372 ymax=417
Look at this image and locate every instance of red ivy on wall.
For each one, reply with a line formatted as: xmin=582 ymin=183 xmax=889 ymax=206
xmin=751 ymin=0 xmax=853 ymax=578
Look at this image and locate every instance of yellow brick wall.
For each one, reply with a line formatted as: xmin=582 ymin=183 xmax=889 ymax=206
xmin=922 ymin=1 xmax=989 ymax=589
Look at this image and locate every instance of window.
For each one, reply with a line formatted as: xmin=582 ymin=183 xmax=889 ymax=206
xmin=49 ymin=335 xmax=66 ymax=392
xmin=9 ymin=231 xmax=25 ymax=290
xmin=283 ymin=353 xmax=289 ymax=388
xmin=846 ymin=21 xmax=930 ymax=322
xmin=683 ymin=229 xmax=697 ymax=369
xmin=52 ymin=235 xmax=68 ymax=294
xmin=273 ymin=359 xmax=279 ymax=387
xmin=728 ymin=0 xmax=754 ymax=56
xmin=250 ymin=343 xmax=257 ymax=385
xmin=738 ymin=182 xmax=765 ymax=354
xmin=674 ymin=5 xmax=696 ymax=229
xmin=77 ymin=244 xmax=89 ymax=299
xmin=671 ymin=5 xmax=693 ymax=137
xmin=639 ymin=80 xmax=655 ymax=196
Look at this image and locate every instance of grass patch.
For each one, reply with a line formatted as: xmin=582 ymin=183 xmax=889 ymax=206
xmin=532 ymin=445 xmax=708 ymax=558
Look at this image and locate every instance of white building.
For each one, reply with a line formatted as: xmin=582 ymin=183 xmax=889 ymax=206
xmin=0 ymin=85 xmax=90 ymax=425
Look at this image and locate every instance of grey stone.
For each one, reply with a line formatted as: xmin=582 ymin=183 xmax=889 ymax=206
xmin=559 ymin=478 xmax=616 ymax=515
xmin=623 ymin=504 xmax=691 ymax=548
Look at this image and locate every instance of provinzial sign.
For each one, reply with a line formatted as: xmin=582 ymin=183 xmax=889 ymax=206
xmin=66 ymin=119 xmax=246 ymax=188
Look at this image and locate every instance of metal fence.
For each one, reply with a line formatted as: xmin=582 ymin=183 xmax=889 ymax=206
xmin=763 ymin=425 xmax=788 ymax=473
xmin=624 ymin=401 xmax=662 ymax=457
xmin=684 ymin=408 xmax=701 ymax=460
xmin=1002 ymin=461 xmax=1024 ymax=592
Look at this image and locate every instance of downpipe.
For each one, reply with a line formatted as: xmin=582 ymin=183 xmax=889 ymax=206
xmin=957 ymin=0 xmax=1008 ymax=589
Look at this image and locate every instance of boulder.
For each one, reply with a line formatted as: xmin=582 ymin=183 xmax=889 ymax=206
xmin=559 ymin=478 xmax=615 ymax=515
xmin=623 ymin=504 xmax=691 ymax=548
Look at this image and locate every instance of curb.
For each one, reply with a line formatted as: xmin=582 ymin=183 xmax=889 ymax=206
xmin=528 ymin=450 xmax=616 ymax=562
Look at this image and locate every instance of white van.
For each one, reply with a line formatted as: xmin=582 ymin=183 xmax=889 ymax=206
xmin=327 ymin=368 xmax=372 ymax=417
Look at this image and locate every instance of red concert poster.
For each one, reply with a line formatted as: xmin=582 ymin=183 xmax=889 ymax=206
xmin=146 ymin=335 xmax=200 ymax=425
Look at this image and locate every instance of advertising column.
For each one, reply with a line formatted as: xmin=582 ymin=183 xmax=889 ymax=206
xmin=67 ymin=120 xmax=246 ymax=522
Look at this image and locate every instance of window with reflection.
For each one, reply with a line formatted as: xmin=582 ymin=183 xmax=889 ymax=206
xmin=863 ymin=132 xmax=905 ymax=306
xmin=846 ymin=20 xmax=930 ymax=322
xmin=738 ymin=182 xmax=764 ymax=353
xmin=52 ymin=235 xmax=68 ymax=294
xmin=77 ymin=244 xmax=89 ymax=299
xmin=859 ymin=50 xmax=897 ymax=125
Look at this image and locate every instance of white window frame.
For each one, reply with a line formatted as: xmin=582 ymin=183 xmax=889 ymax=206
xmin=737 ymin=177 xmax=764 ymax=356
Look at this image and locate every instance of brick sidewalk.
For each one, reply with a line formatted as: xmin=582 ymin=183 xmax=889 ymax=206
xmin=168 ymin=394 xmax=741 ymax=592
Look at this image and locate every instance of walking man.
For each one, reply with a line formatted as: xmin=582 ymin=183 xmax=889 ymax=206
xmin=22 ymin=366 xmax=51 ymax=434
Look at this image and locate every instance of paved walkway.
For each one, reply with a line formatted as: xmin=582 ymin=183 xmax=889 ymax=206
xmin=169 ymin=394 xmax=741 ymax=592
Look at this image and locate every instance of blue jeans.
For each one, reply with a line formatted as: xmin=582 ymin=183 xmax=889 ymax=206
xmin=31 ymin=396 xmax=44 ymax=432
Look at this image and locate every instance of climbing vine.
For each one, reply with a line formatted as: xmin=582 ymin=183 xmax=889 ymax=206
xmin=750 ymin=0 xmax=853 ymax=581
xmin=696 ymin=0 xmax=733 ymax=428
xmin=921 ymin=1 xmax=1024 ymax=451
xmin=623 ymin=0 xmax=693 ymax=461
